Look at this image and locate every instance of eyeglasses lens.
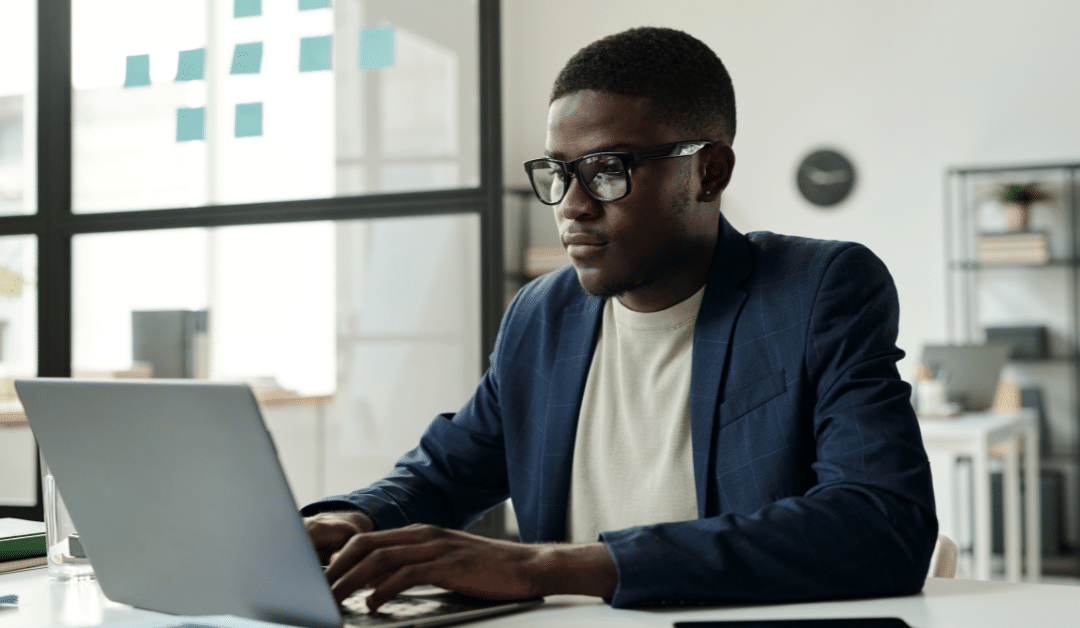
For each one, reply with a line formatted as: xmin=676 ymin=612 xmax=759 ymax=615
xmin=528 ymin=155 xmax=628 ymax=204
xmin=580 ymin=155 xmax=627 ymax=202
xmin=529 ymin=162 xmax=566 ymax=205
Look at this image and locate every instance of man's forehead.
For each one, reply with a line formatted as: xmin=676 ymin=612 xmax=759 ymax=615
xmin=544 ymin=90 xmax=668 ymax=158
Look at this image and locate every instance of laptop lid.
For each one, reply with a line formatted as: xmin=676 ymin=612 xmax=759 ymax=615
xmin=16 ymin=378 xmax=343 ymax=628
xmin=920 ymin=344 xmax=1012 ymax=411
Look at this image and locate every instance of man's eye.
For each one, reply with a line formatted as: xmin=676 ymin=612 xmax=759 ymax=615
xmin=586 ymin=157 xmax=623 ymax=174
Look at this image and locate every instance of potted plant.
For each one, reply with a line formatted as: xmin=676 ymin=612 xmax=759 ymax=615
xmin=1000 ymin=183 xmax=1052 ymax=231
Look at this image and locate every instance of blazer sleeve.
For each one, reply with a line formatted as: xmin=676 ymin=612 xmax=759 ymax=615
xmin=600 ymin=244 xmax=938 ymax=607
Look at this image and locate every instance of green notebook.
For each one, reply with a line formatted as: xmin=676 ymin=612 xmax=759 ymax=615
xmin=0 ymin=518 xmax=47 ymax=561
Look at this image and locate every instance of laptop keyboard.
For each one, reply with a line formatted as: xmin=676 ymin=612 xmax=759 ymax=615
xmin=341 ymin=589 xmax=461 ymax=626
xmin=338 ymin=588 xmax=544 ymax=628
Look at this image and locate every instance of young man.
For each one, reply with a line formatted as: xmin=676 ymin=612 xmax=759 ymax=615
xmin=302 ymin=27 xmax=936 ymax=611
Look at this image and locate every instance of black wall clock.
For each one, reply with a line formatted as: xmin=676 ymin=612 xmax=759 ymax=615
xmin=796 ymin=149 xmax=856 ymax=207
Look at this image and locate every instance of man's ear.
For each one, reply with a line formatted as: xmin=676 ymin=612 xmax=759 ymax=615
xmin=698 ymin=143 xmax=735 ymax=201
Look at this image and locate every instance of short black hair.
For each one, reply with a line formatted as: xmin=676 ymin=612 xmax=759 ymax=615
xmin=551 ymin=27 xmax=736 ymax=144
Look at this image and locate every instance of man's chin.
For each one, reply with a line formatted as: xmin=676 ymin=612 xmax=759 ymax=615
xmin=574 ymin=267 xmax=632 ymax=299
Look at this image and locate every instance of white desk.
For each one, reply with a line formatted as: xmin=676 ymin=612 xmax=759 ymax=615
xmin=918 ymin=410 xmax=1039 ymax=582
xmin=4 ymin=568 xmax=1080 ymax=628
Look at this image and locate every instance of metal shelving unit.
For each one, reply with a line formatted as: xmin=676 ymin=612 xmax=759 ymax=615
xmin=945 ymin=161 xmax=1080 ymax=576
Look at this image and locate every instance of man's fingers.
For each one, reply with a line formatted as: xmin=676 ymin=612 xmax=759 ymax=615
xmin=304 ymin=513 xmax=368 ymax=565
xmin=365 ymin=565 xmax=425 ymax=612
xmin=325 ymin=524 xmax=445 ymax=582
xmin=324 ymin=534 xmax=370 ymax=583
xmin=330 ymin=542 xmax=446 ymax=604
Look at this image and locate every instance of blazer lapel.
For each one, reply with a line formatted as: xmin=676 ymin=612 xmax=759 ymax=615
xmin=535 ymin=294 xmax=604 ymax=541
xmin=690 ymin=216 xmax=753 ymax=518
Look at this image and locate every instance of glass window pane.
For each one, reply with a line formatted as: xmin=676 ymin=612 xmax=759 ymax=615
xmin=72 ymin=0 xmax=479 ymax=213
xmin=73 ymin=214 xmax=481 ymax=505
xmin=0 ymin=235 xmax=38 ymax=507
xmin=0 ymin=0 xmax=36 ymax=216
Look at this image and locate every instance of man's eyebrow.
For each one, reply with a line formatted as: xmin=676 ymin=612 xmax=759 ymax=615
xmin=544 ymin=142 xmax=635 ymax=160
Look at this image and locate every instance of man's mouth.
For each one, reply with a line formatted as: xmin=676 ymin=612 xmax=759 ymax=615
xmin=562 ymin=232 xmax=608 ymax=261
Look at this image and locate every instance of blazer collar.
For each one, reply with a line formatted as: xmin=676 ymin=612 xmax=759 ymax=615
xmin=536 ymin=292 xmax=604 ymax=541
xmin=690 ymin=214 xmax=753 ymax=518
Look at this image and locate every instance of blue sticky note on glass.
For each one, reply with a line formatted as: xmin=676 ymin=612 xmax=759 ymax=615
xmin=124 ymin=54 xmax=151 ymax=87
xmin=234 ymin=0 xmax=261 ymax=17
xmin=299 ymin=35 xmax=332 ymax=72
xmin=175 ymin=48 xmax=205 ymax=81
xmin=235 ymin=102 xmax=263 ymax=137
xmin=359 ymin=26 xmax=394 ymax=69
xmin=176 ymin=107 xmax=205 ymax=141
xmin=230 ymin=42 xmax=263 ymax=74
xmin=299 ymin=0 xmax=331 ymax=10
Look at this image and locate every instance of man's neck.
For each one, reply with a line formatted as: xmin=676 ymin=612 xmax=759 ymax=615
xmin=616 ymin=238 xmax=717 ymax=313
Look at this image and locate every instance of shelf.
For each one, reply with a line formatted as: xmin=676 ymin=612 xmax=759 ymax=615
xmin=1007 ymin=356 xmax=1079 ymax=365
xmin=948 ymin=161 xmax=1080 ymax=175
xmin=947 ymin=163 xmax=1080 ymax=575
xmin=951 ymin=260 xmax=1080 ymax=270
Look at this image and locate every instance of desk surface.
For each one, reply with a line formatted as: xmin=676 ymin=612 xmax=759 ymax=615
xmin=3 ymin=568 xmax=1080 ymax=628
xmin=917 ymin=409 xmax=1035 ymax=439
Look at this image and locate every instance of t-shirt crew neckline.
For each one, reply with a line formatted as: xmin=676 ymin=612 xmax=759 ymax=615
xmin=611 ymin=284 xmax=707 ymax=333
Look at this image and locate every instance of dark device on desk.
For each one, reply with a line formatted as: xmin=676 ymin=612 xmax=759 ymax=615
xmin=675 ymin=618 xmax=912 ymax=627
xmin=16 ymin=379 xmax=543 ymax=628
xmin=920 ymin=343 xmax=1012 ymax=411
xmin=985 ymin=325 xmax=1048 ymax=360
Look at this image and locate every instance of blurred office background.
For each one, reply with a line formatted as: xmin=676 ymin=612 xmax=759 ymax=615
xmin=2 ymin=0 xmax=1080 ymax=579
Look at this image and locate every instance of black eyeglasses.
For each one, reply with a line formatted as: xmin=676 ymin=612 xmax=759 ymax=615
xmin=523 ymin=140 xmax=713 ymax=206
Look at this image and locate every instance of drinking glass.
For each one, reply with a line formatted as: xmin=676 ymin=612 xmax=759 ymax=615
xmin=40 ymin=453 xmax=95 ymax=581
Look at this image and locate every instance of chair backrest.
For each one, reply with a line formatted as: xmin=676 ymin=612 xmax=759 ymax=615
xmin=929 ymin=534 xmax=958 ymax=579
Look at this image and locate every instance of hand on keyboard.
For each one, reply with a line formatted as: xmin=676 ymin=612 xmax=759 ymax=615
xmin=322 ymin=523 xmax=555 ymax=613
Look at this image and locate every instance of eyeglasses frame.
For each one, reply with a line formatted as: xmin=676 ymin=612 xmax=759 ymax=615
xmin=522 ymin=140 xmax=714 ymax=206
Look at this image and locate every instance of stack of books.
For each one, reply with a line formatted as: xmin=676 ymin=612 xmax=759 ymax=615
xmin=977 ymin=231 xmax=1050 ymax=265
xmin=0 ymin=518 xmax=46 ymax=574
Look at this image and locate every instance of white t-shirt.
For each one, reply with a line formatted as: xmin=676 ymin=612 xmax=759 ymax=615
xmin=565 ymin=286 xmax=704 ymax=543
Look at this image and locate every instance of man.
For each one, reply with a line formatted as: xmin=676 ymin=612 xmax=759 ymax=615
xmin=302 ymin=27 xmax=937 ymax=611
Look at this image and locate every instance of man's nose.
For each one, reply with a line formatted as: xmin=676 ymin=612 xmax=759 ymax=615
xmin=556 ymin=176 xmax=598 ymax=221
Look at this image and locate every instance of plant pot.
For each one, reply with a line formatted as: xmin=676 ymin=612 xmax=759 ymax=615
xmin=1005 ymin=202 xmax=1032 ymax=231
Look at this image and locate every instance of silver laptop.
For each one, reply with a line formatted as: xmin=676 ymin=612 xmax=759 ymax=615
xmin=16 ymin=378 xmax=542 ymax=628
xmin=920 ymin=344 xmax=1012 ymax=411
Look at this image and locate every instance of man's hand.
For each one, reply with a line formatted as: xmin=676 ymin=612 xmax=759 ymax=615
xmin=322 ymin=523 xmax=618 ymax=612
xmin=303 ymin=510 xmax=375 ymax=565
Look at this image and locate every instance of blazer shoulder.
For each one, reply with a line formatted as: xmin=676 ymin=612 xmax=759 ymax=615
xmin=499 ymin=265 xmax=594 ymax=340
xmin=742 ymin=231 xmax=885 ymax=278
xmin=510 ymin=265 xmax=589 ymax=316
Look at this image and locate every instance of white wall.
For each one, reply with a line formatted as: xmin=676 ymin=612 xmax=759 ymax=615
xmin=501 ymin=0 xmax=1080 ymax=383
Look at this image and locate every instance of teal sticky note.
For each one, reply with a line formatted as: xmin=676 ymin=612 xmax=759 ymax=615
xmin=235 ymin=102 xmax=263 ymax=137
xmin=299 ymin=35 xmax=332 ymax=72
xmin=175 ymin=48 xmax=205 ymax=81
xmin=299 ymin=0 xmax=331 ymax=10
xmin=124 ymin=54 xmax=151 ymax=87
xmin=359 ymin=26 xmax=394 ymax=69
xmin=176 ymin=107 xmax=205 ymax=141
xmin=230 ymin=42 xmax=263 ymax=74
xmin=234 ymin=0 xmax=261 ymax=17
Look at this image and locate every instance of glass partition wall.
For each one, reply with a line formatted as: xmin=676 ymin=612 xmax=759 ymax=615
xmin=0 ymin=0 xmax=504 ymax=537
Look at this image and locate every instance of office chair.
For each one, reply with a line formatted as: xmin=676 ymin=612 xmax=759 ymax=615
xmin=929 ymin=534 xmax=958 ymax=579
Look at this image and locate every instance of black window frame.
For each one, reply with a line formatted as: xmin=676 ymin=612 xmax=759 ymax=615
xmin=0 ymin=0 xmax=503 ymax=521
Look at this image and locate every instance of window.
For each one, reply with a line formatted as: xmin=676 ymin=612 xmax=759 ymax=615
xmin=71 ymin=0 xmax=479 ymax=212
xmin=0 ymin=0 xmax=503 ymax=530
xmin=0 ymin=0 xmax=36 ymax=216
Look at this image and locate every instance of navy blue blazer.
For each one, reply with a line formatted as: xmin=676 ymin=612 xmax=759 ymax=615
xmin=304 ymin=215 xmax=937 ymax=607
